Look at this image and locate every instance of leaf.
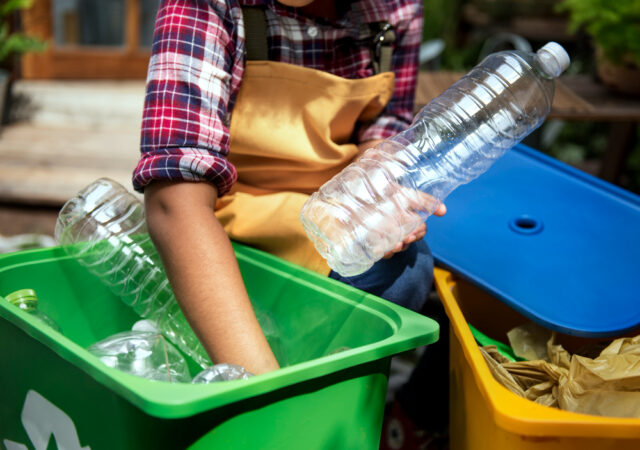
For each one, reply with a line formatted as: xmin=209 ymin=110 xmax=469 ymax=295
xmin=0 ymin=0 xmax=34 ymax=19
xmin=0 ymin=0 xmax=46 ymax=63
xmin=557 ymin=0 xmax=640 ymax=66
xmin=0 ymin=32 xmax=46 ymax=63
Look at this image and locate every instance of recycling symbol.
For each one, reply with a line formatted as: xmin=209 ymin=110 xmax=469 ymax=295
xmin=3 ymin=390 xmax=90 ymax=450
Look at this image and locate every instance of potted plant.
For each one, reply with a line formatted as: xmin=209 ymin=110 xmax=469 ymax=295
xmin=0 ymin=0 xmax=46 ymax=123
xmin=558 ymin=0 xmax=640 ymax=95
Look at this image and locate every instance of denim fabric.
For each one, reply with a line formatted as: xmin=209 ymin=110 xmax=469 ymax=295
xmin=328 ymin=239 xmax=434 ymax=312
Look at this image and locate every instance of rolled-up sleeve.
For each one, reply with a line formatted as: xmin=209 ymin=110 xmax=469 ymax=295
xmin=358 ymin=0 xmax=423 ymax=142
xmin=133 ymin=0 xmax=245 ymax=196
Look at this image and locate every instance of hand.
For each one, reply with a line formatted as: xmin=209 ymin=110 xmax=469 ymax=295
xmin=383 ymin=202 xmax=447 ymax=258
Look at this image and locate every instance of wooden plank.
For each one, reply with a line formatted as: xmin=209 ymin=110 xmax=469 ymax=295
xmin=126 ymin=0 xmax=142 ymax=51
xmin=0 ymin=124 xmax=141 ymax=206
xmin=0 ymin=165 xmax=138 ymax=206
xmin=551 ymin=80 xmax=596 ymax=118
xmin=23 ymin=49 xmax=151 ymax=80
xmin=21 ymin=0 xmax=54 ymax=79
xmin=414 ymin=71 xmax=462 ymax=111
xmin=561 ymin=75 xmax=640 ymax=122
xmin=0 ymin=124 xmax=139 ymax=168
xmin=414 ymin=71 xmax=640 ymax=121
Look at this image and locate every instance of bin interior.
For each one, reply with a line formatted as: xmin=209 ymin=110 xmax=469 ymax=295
xmin=0 ymin=247 xmax=395 ymax=371
xmin=0 ymin=245 xmax=438 ymax=418
xmin=435 ymin=267 xmax=640 ymax=441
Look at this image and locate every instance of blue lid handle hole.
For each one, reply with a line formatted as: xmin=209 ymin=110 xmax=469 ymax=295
xmin=509 ymin=216 xmax=543 ymax=235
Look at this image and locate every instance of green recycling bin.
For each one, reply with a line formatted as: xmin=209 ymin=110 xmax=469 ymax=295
xmin=0 ymin=243 xmax=438 ymax=449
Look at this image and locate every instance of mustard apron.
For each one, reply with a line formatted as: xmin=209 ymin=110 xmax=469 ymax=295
xmin=216 ymin=58 xmax=395 ymax=275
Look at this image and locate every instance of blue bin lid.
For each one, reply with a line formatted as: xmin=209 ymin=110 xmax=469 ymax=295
xmin=426 ymin=144 xmax=640 ymax=337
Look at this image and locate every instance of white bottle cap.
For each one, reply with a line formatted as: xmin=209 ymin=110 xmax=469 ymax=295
xmin=539 ymin=42 xmax=570 ymax=74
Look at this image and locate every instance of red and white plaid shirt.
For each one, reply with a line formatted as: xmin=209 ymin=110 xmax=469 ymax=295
xmin=133 ymin=0 xmax=423 ymax=195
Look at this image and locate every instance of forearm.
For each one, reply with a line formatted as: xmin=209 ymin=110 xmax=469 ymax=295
xmin=144 ymin=181 xmax=279 ymax=374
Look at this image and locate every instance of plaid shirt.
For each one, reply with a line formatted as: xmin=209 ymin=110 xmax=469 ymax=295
xmin=133 ymin=0 xmax=423 ymax=195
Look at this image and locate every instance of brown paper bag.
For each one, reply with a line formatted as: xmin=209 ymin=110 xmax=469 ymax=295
xmin=480 ymin=333 xmax=640 ymax=417
xmin=558 ymin=335 xmax=640 ymax=417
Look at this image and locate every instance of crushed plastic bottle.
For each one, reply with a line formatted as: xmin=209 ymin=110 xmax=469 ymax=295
xmin=132 ymin=319 xmax=160 ymax=333
xmin=54 ymin=178 xmax=211 ymax=368
xmin=192 ymin=363 xmax=253 ymax=384
xmin=301 ymin=42 xmax=570 ymax=276
xmin=88 ymin=330 xmax=191 ymax=383
xmin=4 ymin=289 xmax=62 ymax=333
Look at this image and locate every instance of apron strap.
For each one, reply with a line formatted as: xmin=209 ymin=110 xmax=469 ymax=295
xmin=371 ymin=22 xmax=396 ymax=75
xmin=241 ymin=6 xmax=395 ymax=73
xmin=242 ymin=6 xmax=269 ymax=61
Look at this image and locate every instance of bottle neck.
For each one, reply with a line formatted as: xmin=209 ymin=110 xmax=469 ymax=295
xmin=9 ymin=298 xmax=37 ymax=312
xmin=5 ymin=290 xmax=38 ymax=312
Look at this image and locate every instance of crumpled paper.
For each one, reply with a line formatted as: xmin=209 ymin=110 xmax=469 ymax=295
xmin=507 ymin=321 xmax=553 ymax=361
xmin=480 ymin=328 xmax=640 ymax=418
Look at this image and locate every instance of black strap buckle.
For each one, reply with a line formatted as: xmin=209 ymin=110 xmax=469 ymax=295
xmin=373 ymin=22 xmax=395 ymax=60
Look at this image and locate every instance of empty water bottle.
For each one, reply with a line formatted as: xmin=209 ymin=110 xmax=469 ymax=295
xmin=88 ymin=330 xmax=191 ymax=383
xmin=4 ymin=289 xmax=61 ymax=333
xmin=192 ymin=363 xmax=253 ymax=383
xmin=301 ymin=42 xmax=570 ymax=276
xmin=54 ymin=178 xmax=211 ymax=368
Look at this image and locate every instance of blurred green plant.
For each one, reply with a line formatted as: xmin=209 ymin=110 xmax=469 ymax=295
xmin=422 ymin=0 xmax=482 ymax=70
xmin=557 ymin=0 xmax=640 ymax=67
xmin=0 ymin=0 xmax=46 ymax=66
xmin=422 ymin=0 xmax=460 ymax=44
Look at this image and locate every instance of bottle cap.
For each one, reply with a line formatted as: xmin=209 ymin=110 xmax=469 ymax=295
xmin=5 ymin=289 xmax=38 ymax=311
xmin=539 ymin=42 xmax=570 ymax=74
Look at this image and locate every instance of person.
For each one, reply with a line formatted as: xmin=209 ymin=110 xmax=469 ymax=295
xmin=133 ymin=0 xmax=446 ymax=443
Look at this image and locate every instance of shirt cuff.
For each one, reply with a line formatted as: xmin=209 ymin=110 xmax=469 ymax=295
xmin=358 ymin=115 xmax=412 ymax=142
xmin=132 ymin=147 xmax=238 ymax=196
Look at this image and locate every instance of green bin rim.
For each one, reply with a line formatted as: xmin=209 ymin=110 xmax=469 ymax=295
xmin=0 ymin=243 xmax=439 ymax=419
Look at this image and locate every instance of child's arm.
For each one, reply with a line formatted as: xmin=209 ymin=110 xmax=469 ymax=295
xmin=131 ymin=3 xmax=278 ymax=373
xmin=145 ymin=180 xmax=279 ymax=375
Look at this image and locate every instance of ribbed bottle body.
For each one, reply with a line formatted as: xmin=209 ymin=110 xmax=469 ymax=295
xmin=301 ymin=49 xmax=560 ymax=277
xmin=55 ymin=178 xmax=211 ymax=368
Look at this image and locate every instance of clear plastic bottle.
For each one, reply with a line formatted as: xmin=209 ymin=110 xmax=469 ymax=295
xmin=88 ymin=330 xmax=192 ymax=383
xmin=4 ymin=289 xmax=62 ymax=332
xmin=54 ymin=178 xmax=211 ymax=368
xmin=192 ymin=363 xmax=253 ymax=383
xmin=301 ymin=42 xmax=570 ymax=277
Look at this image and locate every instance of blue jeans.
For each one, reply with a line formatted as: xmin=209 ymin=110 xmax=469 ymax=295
xmin=328 ymin=239 xmax=434 ymax=313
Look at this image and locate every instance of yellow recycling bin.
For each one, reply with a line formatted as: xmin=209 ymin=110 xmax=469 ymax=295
xmin=434 ymin=267 xmax=640 ymax=450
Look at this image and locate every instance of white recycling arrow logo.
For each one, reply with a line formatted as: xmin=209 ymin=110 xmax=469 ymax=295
xmin=3 ymin=390 xmax=90 ymax=450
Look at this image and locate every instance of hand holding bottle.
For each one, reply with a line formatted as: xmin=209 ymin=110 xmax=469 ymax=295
xmin=383 ymin=202 xmax=447 ymax=259
xmin=301 ymin=42 xmax=570 ymax=276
